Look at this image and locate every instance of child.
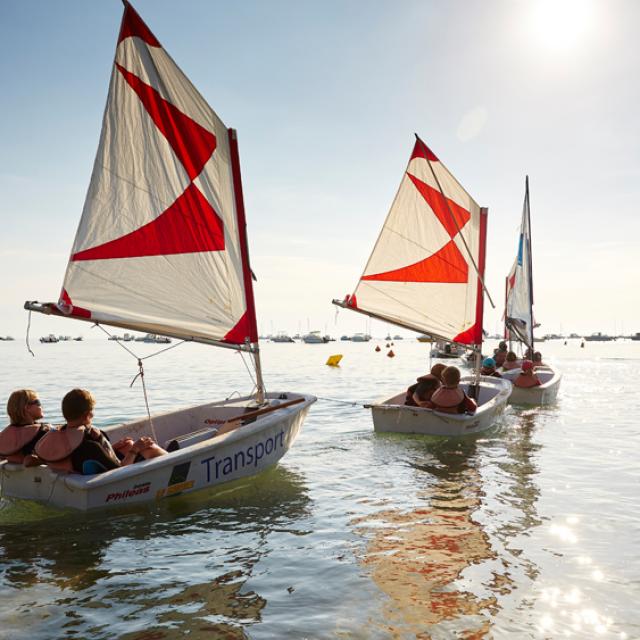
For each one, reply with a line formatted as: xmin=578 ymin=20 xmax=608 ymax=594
xmin=412 ymin=376 xmax=442 ymax=408
xmin=480 ymin=357 xmax=502 ymax=378
xmin=513 ymin=360 xmax=542 ymax=388
xmin=0 ymin=389 xmax=51 ymax=465
xmin=430 ymin=366 xmax=477 ymax=414
xmin=502 ymin=351 xmax=521 ymax=371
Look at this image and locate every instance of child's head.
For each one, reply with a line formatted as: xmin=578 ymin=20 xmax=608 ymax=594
xmin=482 ymin=357 xmax=496 ymax=370
xmin=430 ymin=363 xmax=447 ymax=381
xmin=442 ymin=366 xmax=461 ymax=387
xmin=62 ymin=388 xmax=95 ymax=424
xmin=521 ymin=360 xmax=534 ymax=374
xmin=533 ymin=351 xmax=542 ymax=363
xmin=498 ymin=341 xmax=507 ymax=351
xmin=506 ymin=351 xmax=517 ymax=362
xmin=6 ymin=389 xmax=39 ymax=425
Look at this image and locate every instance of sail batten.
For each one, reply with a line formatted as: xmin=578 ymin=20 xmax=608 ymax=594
xmin=337 ymin=138 xmax=486 ymax=345
xmin=52 ymin=2 xmax=257 ymax=346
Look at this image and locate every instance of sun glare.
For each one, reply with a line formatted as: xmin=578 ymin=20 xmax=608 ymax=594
xmin=528 ymin=0 xmax=597 ymax=54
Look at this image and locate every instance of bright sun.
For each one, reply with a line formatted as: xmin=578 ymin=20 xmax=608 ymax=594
xmin=528 ymin=0 xmax=597 ymax=54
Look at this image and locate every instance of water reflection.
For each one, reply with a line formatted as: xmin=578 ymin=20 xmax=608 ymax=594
xmin=0 ymin=467 xmax=309 ymax=640
xmin=352 ymin=438 xmax=497 ymax=637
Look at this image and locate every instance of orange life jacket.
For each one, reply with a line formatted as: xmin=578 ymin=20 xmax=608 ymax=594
xmin=0 ymin=424 xmax=42 ymax=463
xmin=431 ymin=387 xmax=465 ymax=414
xmin=35 ymin=427 xmax=86 ymax=473
xmin=514 ymin=374 xmax=541 ymax=388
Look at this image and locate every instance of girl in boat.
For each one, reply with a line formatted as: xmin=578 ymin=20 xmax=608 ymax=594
xmin=412 ymin=376 xmax=442 ymax=409
xmin=502 ymin=351 xmax=521 ymax=371
xmin=36 ymin=389 xmax=167 ymax=474
xmin=404 ymin=363 xmax=447 ymax=406
xmin=493 ymin=341 xmax=508 ymax=367
xmin=0 ymin=390 xmax=51 ymax=465
xmin=430 ymin=367 xmax=477 ymax=414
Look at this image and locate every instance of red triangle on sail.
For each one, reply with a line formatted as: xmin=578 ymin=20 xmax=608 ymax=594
xmin=116 ymin=63 xmax=216 ymax=181
xmin=361 ymin=240 xmax=468 ymax=283
xmin=410 ymin=139 xmax=438 ymax=162
xmin=118 ymin=2 xmax=161 ymax=47
xmin=223 ymin=310 xmax=257 ymax=345
xmin=453 ymin=321 xmax=481 ymax=345
xmin=72 ymin=183 xmax=225 ymax=261
xmin=406 ymin=173 xmax=470 ymax=239
xmin=59 ymin=289 xmax=92 ymax=319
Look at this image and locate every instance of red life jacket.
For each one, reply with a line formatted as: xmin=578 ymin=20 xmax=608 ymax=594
xmin=35 ymin=427 xmax=86 ymax=473
xmin=431 ymin=387 xmax=466 ymax=414
xmin=0 ymin=424 xmax=42 ymax=463
xmin=514 ymin=374 xmax=541 ymax=388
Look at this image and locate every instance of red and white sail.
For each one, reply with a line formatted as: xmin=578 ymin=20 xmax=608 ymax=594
xmin=57 ymin=2 xmax=257 ymax=346
xmin=505 ymin=177 xmax=534 ymax=348
xmin=339 ymin=138 xmax=487 ymax=345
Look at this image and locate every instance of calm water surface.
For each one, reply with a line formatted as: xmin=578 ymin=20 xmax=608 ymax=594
xmin=0 ymin=336 xmax=638 ymax=639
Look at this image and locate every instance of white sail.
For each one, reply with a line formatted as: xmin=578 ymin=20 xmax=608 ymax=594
xmin=338 ymin=138 xmax=487 ymax=345
xmin=505 ymin=177 xmax=534 ymax=348
xmin=55 ymin=3 xmax=257 ymax=346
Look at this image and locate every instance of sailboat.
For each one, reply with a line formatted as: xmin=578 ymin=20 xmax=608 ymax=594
xmin=503 ymin=177 xmax=561 ymax=404
xmin=333 ymin=137 xmax=511 ymax=436
xmin=1 ymin=2 xmax=315 ymax=510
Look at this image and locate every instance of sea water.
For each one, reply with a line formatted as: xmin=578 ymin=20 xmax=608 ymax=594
xmin=0 ymin=337 xmax=638 ymax=639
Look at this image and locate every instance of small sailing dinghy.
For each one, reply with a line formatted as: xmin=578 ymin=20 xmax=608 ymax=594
xmin=503 ymin=177 xmax=561 ymax=405
xmin=1 ymin=2 xmax=315 ymax=510
xmin=333 ymin=137 xmax=511 ymax=436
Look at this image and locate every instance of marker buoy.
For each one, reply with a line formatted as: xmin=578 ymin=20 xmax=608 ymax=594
xmin=375 ymin=345 xmax=381 ymax=352
xmin=326 ymin=354 xmax=343 ymax=367
xmin=387 ymin=349 xmax=395 ymax=358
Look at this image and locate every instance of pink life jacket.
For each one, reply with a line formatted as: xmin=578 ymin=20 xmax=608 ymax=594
xmin=431 ymin=387 xmax=465 ymax=414
xmin=35 ymin=427 xmax=86 ymax=473
xmin=514 ymin=374 xmax=541 ymax=388
xmin=0 ymin=424 xmax=42 ymax=463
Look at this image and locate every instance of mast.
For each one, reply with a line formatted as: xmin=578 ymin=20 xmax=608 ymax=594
xmin=525 ymin=176 xmax=534 ymax=355
xmin=227 ymin=128 xmax=265 ymax=404
xmin=472 ymin=207 xmax=488 ymax=394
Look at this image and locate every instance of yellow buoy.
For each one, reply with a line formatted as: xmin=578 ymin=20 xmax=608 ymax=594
xmin=326 ymin=354 xmax=343 ymax=367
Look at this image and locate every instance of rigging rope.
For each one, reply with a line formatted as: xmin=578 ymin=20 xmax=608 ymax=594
xmin=25 ymin=309 xmax=35 ymax=358
xmin=315 ymin=395 xmax=363 ymax=407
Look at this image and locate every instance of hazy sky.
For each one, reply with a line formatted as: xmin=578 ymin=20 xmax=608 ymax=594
xmin=1 ymin=0 xmax=638 ymax=339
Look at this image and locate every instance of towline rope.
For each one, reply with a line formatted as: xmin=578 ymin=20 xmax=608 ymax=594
xmin=315 ymin=396 xmax=364 ymax=407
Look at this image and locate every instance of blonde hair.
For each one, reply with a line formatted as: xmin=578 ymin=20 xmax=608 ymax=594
xmin=6 ymin=389 xmax=38 ymax=425
xmin=62 ymin=388 xmax=95 ymax=422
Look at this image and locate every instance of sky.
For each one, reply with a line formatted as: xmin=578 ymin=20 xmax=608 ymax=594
xmin=1 ymin=0 xmax=639 ymax=340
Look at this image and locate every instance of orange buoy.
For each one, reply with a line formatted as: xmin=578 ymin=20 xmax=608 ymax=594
xmin=385 ymin=343 xmax=390 ymax=348
xmin=375 ymin=345 xmax=381 ymax=352
xmin=387 ymin=349 xmax=395 ymax=358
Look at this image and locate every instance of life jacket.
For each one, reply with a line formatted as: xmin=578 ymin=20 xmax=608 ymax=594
xmin=405 ymin=383 xmax=419 ymax=406
xmin=480 ymin=367 xmax=502 ymax=378
xmin=35 ymin=426 xmax=86 ymax=473
xmin=514 ymin=374 xmax=541 ymax=388
xmin=0 ymin=424 xmax=42 ymax=463
xmin=431 ymin=387 xmax=466 ymax=414
xmin=502 ymin=360 xmax=521 ymax=371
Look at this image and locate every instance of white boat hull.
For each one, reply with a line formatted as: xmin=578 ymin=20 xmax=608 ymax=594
xmin=369 ymin=376 xmax=511 ymax=436
xmin=501 ymin=366 xmax=562 ymax=405
xmin=0 ymin=392 xmax=315 ymax=511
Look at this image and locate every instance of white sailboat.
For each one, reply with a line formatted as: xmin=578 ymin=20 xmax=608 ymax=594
xmin=333 ymin=136 xmax=510 ymax=436
xmin=502 ymin=177 xmax=561 ymax=404
xmin=2 ymin=2 xmax=315 ymax=510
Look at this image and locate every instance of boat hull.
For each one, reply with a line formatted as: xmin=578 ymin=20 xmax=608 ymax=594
xmin=0 ymin=392 xmax=315 ymax=511
xmin=369 ymin=376 xmax=511 ymax=436
xmin=501 ymin=367 xmax=562 ymax=405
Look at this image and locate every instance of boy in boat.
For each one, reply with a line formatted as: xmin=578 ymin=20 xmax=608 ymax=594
xmin=0 ymin=390 xmax=51 ymax=466
xmin=480 ymin=357 xmax=502 ymax=378
xmin=502 ymin=351 xmax=521 ymax=370
xmin=513 ymin=360 xmax=542 ymax=388
xmin=532 ymin=352 xmax=545 ymax=367
xmin=404 ymin=363 xmax=447 ymax=406
xmin=493 ymin=341 xmax=508 ymax=367
xmin=430 ymin=366 xmax=477 ymax=414
xmin=36 ymin=389 xmax=166 ymax=474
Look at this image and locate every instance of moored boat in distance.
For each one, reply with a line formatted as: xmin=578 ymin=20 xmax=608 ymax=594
xmin=39 ymin=334 xmax=59 ymax=343
xmin=134 ymin=333 xmax=171 ymax=344
xmin=431 ymin=339 xmax=464 ymax=359
xmin=583 ymin=332 xmax=616 ymax=342
xmin=333 ymin=135 xmax=510 ymax=436
xmin=350 ymin=333 xmax=370 ymax=342
xmin=10 ymin=2 xmax=315 ymax=510
xmin=270 ymin=333 xmax=295 ymax=343
xmin=302 ymin=331 xmax=327 ymax=343
xmin=416 ymin=334 xmax=433 ymax=343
